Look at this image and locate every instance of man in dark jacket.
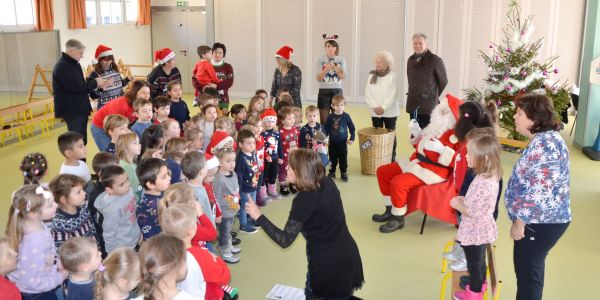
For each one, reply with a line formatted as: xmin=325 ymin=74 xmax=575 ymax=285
xmin=53 ymin=39 xmax=111 ymax=144
xmin=406 ymin=33 xmax=448 ymax=129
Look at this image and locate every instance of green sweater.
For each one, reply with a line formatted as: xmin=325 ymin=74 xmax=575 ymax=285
xmin=119 ymin=160 xmax=141 ymax=202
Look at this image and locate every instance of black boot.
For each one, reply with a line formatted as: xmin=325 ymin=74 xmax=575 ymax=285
xmin=371 ymin=205 xmax=393 ymax=222
xmin=379 ymin=215 xmax=405 ymax=233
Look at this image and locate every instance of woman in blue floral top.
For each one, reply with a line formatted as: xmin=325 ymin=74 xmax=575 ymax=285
xmin=505 ymin=94 xmax=571 ymax=300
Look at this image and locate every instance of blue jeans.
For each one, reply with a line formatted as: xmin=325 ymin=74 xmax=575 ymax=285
xmin=239 ymin=191 xmax=256 ymax=228
xmin=91 ymin=123 xmax=111 ymax=152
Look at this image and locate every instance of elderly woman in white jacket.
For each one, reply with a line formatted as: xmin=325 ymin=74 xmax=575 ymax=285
xmin=365 ymin=50 xmax=401 ymax=161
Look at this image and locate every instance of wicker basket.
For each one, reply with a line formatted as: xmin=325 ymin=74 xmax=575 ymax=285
xmin=358 ymin=127 xmax=396 ymax=175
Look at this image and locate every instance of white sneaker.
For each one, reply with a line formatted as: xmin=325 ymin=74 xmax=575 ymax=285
xmin=443 ymin=243 xmax=464 ymax=262
xmin=449 ymin=258 xmax=468 ymax=272
xmin=221 ymin=253 xmax=240 ymax=264
xmin=231 ymin=246 xmax=241 ymax=254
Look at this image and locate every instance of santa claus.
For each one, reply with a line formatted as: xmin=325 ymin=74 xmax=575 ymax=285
xmin=373 ymin=94 xmax=463 ymax=233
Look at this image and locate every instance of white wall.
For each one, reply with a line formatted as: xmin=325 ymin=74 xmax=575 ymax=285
xmin=151 ymin=0 xmax=205 ymax=6
xmin=53 ymin=0 xmax=153 ymax=70
xmin=215 ymin=0 xmax=585 ymax=103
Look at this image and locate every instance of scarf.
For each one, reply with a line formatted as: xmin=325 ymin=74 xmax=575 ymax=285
xmin=414 ymin=50 xmax=427 ymax=63
xmin=369 ymin=67 xmax=390 ymax=84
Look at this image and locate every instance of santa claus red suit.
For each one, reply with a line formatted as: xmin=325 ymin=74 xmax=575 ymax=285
xmin=374 ymin=94 xmax=463 ymax=233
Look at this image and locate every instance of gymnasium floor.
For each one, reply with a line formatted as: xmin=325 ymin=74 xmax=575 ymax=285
xmin=0 ymin=97 xmax=596 ymax=299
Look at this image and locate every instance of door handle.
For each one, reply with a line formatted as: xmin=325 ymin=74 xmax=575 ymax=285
xmin=179 ymin=50 xmax=187 ymax=56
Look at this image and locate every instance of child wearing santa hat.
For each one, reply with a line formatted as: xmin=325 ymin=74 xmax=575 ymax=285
xmin=260 ymin=109 xmax=283 ymax=200
xmin=206 ymin=117 xmax=235 ymax=155
xmin=147 ymin=48 xmax=182 ymax=100
xmin=87 ymin=44 xmax=132 ymax=109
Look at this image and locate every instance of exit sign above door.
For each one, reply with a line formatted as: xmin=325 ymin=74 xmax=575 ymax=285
xmin=176 ymin=1 xmax=188 ymax=7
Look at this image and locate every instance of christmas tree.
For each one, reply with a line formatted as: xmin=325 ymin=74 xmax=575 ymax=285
xmin=464 ymin=0 xmax=570 ymax=141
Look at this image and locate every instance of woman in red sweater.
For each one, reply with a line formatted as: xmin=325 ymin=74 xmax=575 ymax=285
xmin=90 ymin=80 xmax=151 ymax=151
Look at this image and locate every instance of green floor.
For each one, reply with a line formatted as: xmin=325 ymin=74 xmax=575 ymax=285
xmin=0 ymin=98 xmax=596 ymax=299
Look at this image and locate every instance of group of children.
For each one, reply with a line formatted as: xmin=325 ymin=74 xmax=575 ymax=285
xmin=0 ymin=51 xmax=359 ymax=298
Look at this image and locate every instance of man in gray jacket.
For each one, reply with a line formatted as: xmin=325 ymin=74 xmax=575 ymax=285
xmin=406 ymin=33 xmax=448 ymax=129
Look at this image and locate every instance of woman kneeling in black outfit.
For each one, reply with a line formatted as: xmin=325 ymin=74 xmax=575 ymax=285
xmin=246 ymin=148 xmax=364 ymax=300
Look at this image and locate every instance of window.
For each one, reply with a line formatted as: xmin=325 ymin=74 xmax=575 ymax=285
xmin=85 ymin=1 xmax=98 ymax=26
xmin=125 ymin=0 xmax=139 ymax=22
xmin=0 ymin=0 xmax=34 ymax=26
xmin=85 ymin=0 xmax=139 ymax=26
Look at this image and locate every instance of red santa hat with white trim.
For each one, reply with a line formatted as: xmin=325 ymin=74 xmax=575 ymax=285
xmin=91 ymin=44 xmax=113 ymax=64
xmin=154 ymin=48 xmax=176 ymax=65
xmin=205 ymin=152 xmax=220 ymax=170
xmin=260 ymin=108 xmax=278 ymax=123
xmin=274 ymin=45 xmax=293 ymax=60
xmin=443 ymin=93 xmax=464 ymax=120
xmin=206 ymin=130 xmax=235 ymax=155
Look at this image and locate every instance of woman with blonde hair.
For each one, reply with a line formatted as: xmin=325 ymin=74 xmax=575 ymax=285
xmin=246 ymin=149 xmax=364 ymax=299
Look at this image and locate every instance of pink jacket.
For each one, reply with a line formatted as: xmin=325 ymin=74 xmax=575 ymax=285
xmin=456 ymin=175 xmax=499 ymax=246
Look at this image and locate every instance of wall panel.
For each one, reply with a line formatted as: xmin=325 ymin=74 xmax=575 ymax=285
xmin=215 ymin=0 xmax=259 ymax=96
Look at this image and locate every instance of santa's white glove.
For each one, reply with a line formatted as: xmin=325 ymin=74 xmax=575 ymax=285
xmin=423 ymin=138 xmax=446 ymax=154
xmin=408 ymin=119 xmax=422 ymax=138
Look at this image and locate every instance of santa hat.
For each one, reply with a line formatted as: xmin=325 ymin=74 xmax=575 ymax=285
xmin=207 ymin=130 xmax=235 ymax=155
xmin=443 ymin=94 xmax=464 ymax=120
xmin=260 ymin=108 xmax=278 ymax=123
xmin=205 ymin=152 xmax=220 ymax=170
xmin=154 ymin=48 xmax=175 ymax=65
xmin=275 ymin=46 xmax=293 ymax=60
xmin=91 ymin=44 xmax=113 ymax=64
xmin=322 ymin=33 xmax=339 ymax=42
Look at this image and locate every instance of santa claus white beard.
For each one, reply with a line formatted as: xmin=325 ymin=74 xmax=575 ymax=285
xmin=420 ymin=104 xmax=456 ymax=140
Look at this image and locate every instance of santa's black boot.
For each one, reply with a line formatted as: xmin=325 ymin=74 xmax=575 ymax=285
xmin=372 ymin=206 xmax=393 ymax=222
xmin=379 ymin=215 xmax=405 ymax=233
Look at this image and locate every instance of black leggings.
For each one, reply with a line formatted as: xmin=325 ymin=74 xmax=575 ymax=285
xmin=371 ymin=116 xmax=397 ymax=162
xmin=462 ymin=244 xmax=487 ymax=293
xmin=514 ymin=222 xmax=569 ymax=300
xmin=263 ymin=159 xmax=279 ymax=185
xmin=328 ymin=141 xmax=348 ymax=174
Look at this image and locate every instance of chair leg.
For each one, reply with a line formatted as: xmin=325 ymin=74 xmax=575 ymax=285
xmin=439 ymin=271 xmax=452 ymax=300
xmin=420 ymin=214 xmax=428 ymax=235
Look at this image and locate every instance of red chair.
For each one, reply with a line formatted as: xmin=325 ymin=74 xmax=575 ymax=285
xmin=406 ymin=175 xmax=458 ymax=234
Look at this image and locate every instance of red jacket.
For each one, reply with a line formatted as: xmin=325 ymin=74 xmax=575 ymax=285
xmin=195 ymin=60 xmax=222 ymax=86
xmin=191 ymin=214 xmax=218 ymax=247
xmin=399 ymin=130 xmax=461 ymax=185
xmin=187 ymin=246 xmax=230 ymax=300
xmin=91 ymin=96 xmax=135 ymax=128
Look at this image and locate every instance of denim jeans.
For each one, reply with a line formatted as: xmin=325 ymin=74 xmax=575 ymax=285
xmin=90 ymin=123 xmax=111 ymax=151
xmin=239 ymin=191 xmax=256 ymax=228
xmin=218 ymin=217 xmax=235 ymax=254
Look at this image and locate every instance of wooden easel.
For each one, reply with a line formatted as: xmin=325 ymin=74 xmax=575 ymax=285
xmin=26 ymin=65 xmax=53 ymax=102
xmin=118 ymin=59 xmax=153 ymax=81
